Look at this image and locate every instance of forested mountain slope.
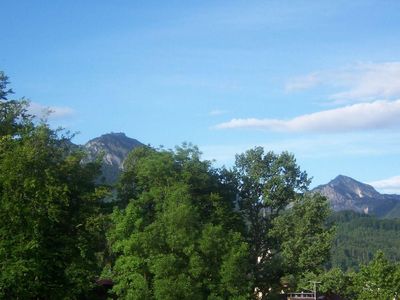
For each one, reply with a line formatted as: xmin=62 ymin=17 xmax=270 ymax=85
xmin=328 ymin=210 xmax=400 ymax=270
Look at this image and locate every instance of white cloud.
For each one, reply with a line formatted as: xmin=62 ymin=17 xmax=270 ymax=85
xmin=28 ymin=102 xmax=75 ymax=120
xmin=331 ymin=62 xmax=400 ymax=102
xmin=215 ymin=100 xmax=400 ymax=133
xmin=369 ymin=176 xmax=400 ymax=194
xmin=286 ymin=62 xmax=400 ymax=103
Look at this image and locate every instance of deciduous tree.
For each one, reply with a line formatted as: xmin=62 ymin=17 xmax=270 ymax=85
xmin=233 ymin=147 xmax=333 ymax=298
xmin=107 ymin=145 xmax=251 ymax=299
xmin=0 ymin=73 xmax=105 ymax=298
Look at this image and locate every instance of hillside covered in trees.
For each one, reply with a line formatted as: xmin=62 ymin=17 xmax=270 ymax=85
xmin=329 ymin=210 xmax=400 ymax=271
xmin=1 ymin=72 xmax=400 ymax=299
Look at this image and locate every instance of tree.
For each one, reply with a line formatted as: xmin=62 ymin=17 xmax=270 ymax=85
xmin=0 ymin=71 xmax=33 ymax=137
xmin=353 ymin=251 xmax=400 ymax=300
xmin=233 ymin=147 xmax=333 ymax=298
xmin=107 ymin=145 xmax=251 ymax=299
xmin=0 ymin=73 xmax=106 ymax=298
xmin=0 ymin=71 xmax=13 ymax=100
xmin=271 ymin=194 xmax=333 ymax=275
xmin=328 ymin=210 xmax=400 ymax=271
xmin=297 ymin=268 xmax=357 ymax=299
xmin=297 ymin=251 xmax=400 ymax=300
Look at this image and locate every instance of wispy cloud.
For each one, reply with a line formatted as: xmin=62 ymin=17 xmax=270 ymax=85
xmin=28 ymin=102 xmax=75 ymax=120
xmin=201 ymin=132 xmax=400 ymax=167
xmin=332 ymin=62 xmax=400 ymax=102
xmin=209 ymin=109 xmax=228 ymax=116
xmin=161 ymin=75 xmax=241 ymax=92
xmin=369 ymin=176 xmax=400 ymax=194
xmin=286 ymin=62 xmax=400 ymax=103
xmin=285 ymin=73 xmax=320 ymax=92
xmin=215 ymin=100 xmax=400 ymax=133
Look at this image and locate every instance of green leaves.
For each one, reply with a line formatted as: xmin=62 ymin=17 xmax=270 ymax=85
xmin=107 ymin=146 xmax=251 ymax=299
xmin=329 ymin=210 xmax=400 ymax=270
xmin=272 ymin=194 xmax=334 ymax=274
xmin=0 ymin=75 xmax=105 ymax=298
xmin=0 ymin=71 xmax=339 ymax=299
xmin=296 ymin=251 xmax=400 ymax=300
xmin=233 ymin=147 xmax=331 ymax=297
xmin=353 ymin=251 xmax=400 ymax=300
xmin=108 ymin=145 xmax=333 ymax=299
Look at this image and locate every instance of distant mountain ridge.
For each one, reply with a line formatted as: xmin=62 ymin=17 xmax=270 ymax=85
xmin=80 ymin=134 xmax=400 ymax=218
xmin=83 ymin=132 xmax=144 ymax=184
xmin=313 ymin=175 xmax=400 ymax=218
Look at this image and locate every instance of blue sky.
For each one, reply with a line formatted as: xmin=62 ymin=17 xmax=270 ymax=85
xmin=2 ymin=0 xmax=400 ymax=191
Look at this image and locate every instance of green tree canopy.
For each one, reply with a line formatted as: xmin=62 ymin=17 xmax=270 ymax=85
xmin=0 ymin=73 xmax=106 ymax=298
xmin=353 ymin=251 xmax=400 ymax=300
xmin=107 ymin=145 xmax=251 ymax=299
xmin=233 ymin=147 xmax=333 ymax=298
xmin=297 ymin=268 xmax=357 ymax=299
xmin=297 ymin=251 xmax=400 ymax=300
xmin=328 ymin=210 xmax=400 ymax=271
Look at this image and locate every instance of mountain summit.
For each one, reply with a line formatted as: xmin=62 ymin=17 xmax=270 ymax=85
xmin=324 ymin=175 xmax=381 ymax=199
xmin=84 ymin=132 xmax=143 ymax=184
xmin=313 ymin=175 xmax=400 ymax=218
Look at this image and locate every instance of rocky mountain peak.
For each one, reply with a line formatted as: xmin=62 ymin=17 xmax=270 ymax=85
xmin=84 ymin=132 xmax=144 ymax=184
xmin=313 ymin=175 xmax=400 ymax=218
xmin=327 ymin=175 xmax=381 ymax=199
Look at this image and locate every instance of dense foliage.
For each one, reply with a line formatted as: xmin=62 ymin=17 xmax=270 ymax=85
xmin=0 ymin=72 xmax=106 ymax=299
xmin=6 ymin=71 xmax=399 ymax=299
xmin=329 ymin=210 xmax=400 ymax=271
xmin=294 ymin=211 xmax=400 ymax=299
xmin=106 ymin=146 xmax=333 ymax=299
xmin=107 ymin=145 xmax=251 ymax=299
xmin=299 ymin=251 xmax=400 ymax=300
xmin=233 ymin=148 xmax=333 ymax=298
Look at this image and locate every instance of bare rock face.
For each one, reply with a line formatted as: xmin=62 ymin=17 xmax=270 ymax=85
xmin=313 ymin=175 xmax=400 ymax=218
xmin=84 ymin=132 xmax=143 ymax=184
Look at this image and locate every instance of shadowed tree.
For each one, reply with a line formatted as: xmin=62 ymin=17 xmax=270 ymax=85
xmin=0 ymin=72 xmax=106 ymax=299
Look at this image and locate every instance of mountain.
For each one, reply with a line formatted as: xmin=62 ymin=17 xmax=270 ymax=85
xmin=313 ymin=175 xmax=400 ymax=218
xmin=81 ymin=135 xmax=400 ymax=218
xmin=84 ymin=132 xmax=144 ymax=184
xmin=328 ymin=210 xmax=400 ymax=270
